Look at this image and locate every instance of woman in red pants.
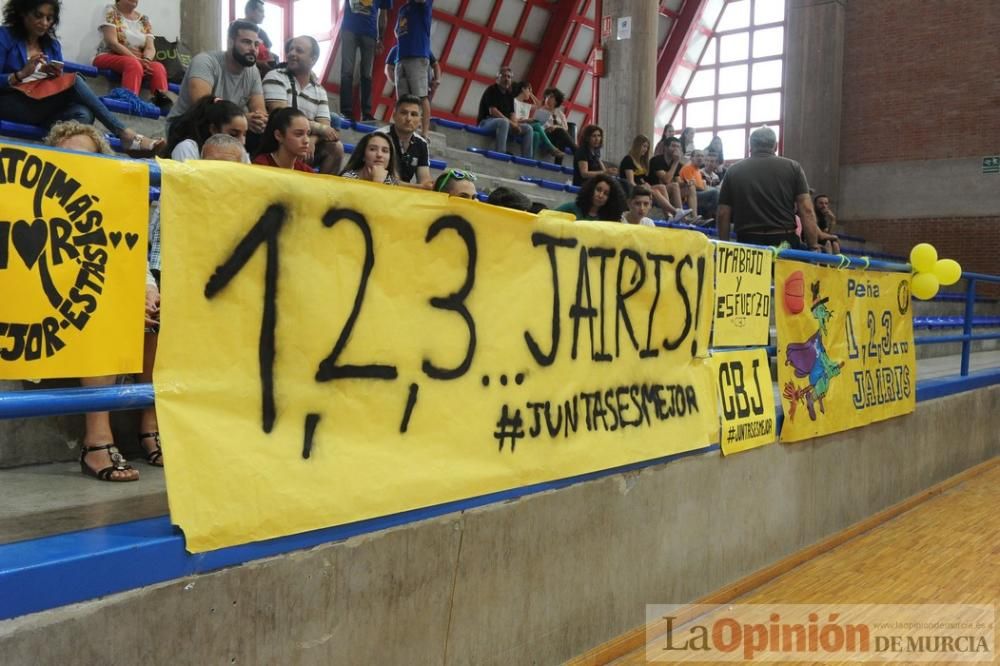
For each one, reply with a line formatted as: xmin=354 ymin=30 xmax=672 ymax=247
xmin=92 ymin=0 xmax=170 ymax=112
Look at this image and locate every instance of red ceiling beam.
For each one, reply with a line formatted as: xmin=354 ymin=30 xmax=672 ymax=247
xmin=526 ymin=0 xmax=581 ymax=94
xmin=656 ymin=0 xmax=707 ymax=84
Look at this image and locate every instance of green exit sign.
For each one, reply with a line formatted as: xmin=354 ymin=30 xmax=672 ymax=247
xmin=984 ymin=156 xmax=1000 ymax=174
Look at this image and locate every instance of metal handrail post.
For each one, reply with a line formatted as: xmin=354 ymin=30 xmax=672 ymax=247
xmin=961 ymin=278 xmax=977 ymax=376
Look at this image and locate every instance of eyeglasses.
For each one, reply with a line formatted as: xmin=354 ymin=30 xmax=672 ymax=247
xmin=435 ymin=169 xmax=478 ymax=193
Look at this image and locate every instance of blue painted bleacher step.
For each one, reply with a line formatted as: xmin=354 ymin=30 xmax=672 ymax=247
xmin=353 ymin=121 xmax=378 ymax=134
xmin=432 ymin=118 xmax=465 ymax=130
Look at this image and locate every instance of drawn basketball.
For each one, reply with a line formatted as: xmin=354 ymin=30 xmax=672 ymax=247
xmin=784 ymin=270 xmax=805 ymax=314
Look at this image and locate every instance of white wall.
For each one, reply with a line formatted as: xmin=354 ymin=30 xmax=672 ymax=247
xmin=56 ymin=1 xmax=182 ymax=65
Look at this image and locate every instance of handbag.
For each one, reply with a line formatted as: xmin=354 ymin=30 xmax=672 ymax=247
xmin=152 ymin=36 xmax=193 ymax=84
xmin=13 ymin=72 xmax=76 ymax=100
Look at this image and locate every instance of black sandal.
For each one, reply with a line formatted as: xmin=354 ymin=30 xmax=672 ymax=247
xmin=139 ymin=431 xmax=163 ymax=466
xmin=80 ymin=443 xmax=138 ymax=482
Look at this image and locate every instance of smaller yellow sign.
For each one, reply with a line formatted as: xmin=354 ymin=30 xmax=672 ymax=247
xmin=712 ymin=242 xmax=772 ymax=347
xmin=710 ymin=348 xmax=777 ymax=455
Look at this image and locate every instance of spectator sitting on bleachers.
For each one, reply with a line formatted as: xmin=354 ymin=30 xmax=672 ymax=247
xmin=532 ymin=87 xmax=575 ymax=165
xmin=263 ymin=35 xmax=343 ymax=174
xmin=44 ymin=120 xmax=161 ymax=481
xmin=814 ymin=193 xmax=841 ymax=254
xmin=166 ymin=20 xmax=267 ymax=152
xmin=166 ymin=97 xmax=249 ymax=162
xmin=251 ymin=106 xmax=313 ymax=172
xmin=1 ymin=0 xmax=163 ymax=152
xmin=485 ymin=186 xmax=531 ymax=211
xmin=649 ymin=136 xmax=696 ymax=220
xmin=620 ymin=134 xmax=678 ymax=219
xmin=679 ymin=126 xmax=696 ymax=158
xmin=477 ymin=65 xmax=534 ymax=158
xmin=555 ymin=173 xmax=626 ymax=221
xmin=621 ymin=185 xmax=655 ymax=227
xmin=395 ymin=0 xmax=434 ymax=138
xmin=201 ymin=132 xmax=247 ymax=162
xmin=705 ymin=135 xmax=726 ymax=178
xmin=513 ymin=81 xmax=561 ymax=162
xmin=378 ymin=93 xmax=431 ymax=187
xmin=652 ymin=122 xmax=675 ymax=158
xmin=241 ymin=0 xmax=277 ymax=76
xmin=679 ymin=149 xmax=719 ymax=222
xmin=434 ymin=168 xmax=477 ymax=199
xmin=572 ymin=124 xmax=617 ymax=186
xmin=341 ymin=130 xmax=400 ymax=184
xmin=717 ymin=126 xmax=835 ymax=249
xmin=339 ymin=0 xmax=389 ymax=123
xmin=701 ymin=150 xmax=721 ymax=187
xmin=93 ymin=0 xmax=171 ymax=113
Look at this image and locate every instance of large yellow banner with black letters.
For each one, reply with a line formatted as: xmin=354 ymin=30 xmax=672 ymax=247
xmin=0 ymin=143 xmax=147 ymax=379
xmin=156 ymin=160 xmax=719 ymax=552
xmin=775 ymin=261 xmax=916 ymax=442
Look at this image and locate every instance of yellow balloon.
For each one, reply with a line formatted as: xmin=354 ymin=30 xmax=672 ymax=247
xmin=909 ymin=243 xmax=938 ymax=273
xmin=933 ymin=258 xmax=962 ymax=286
xmin=911 ymin=272 xmax=940 ymax=300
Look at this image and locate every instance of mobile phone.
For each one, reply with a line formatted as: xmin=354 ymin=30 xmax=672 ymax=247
xmin=48 ymin=59 xmax=63 ymax=67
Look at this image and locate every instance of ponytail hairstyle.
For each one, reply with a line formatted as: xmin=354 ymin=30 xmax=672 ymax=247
xmin=254 ymin=107 xmax=307 ymax=158
xmin=166 ymin=97 xmax=246 ymax=155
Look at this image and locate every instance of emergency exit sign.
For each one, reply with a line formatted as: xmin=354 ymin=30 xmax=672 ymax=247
xmin=983 ymin=156 xmax=1000 ymax=174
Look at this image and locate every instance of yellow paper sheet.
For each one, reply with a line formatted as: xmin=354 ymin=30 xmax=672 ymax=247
xmin=775 ymin=260 xmax=916 ymax=442
xmin=710 ymin=348 xmax=777 ymax=455
xmin=712 ymin=241 xmax=772 ymax=346
xmin=156 ymin=160 xmax=719 ymax=552
xmin=0 ymin=143 xmax=147 ymax=379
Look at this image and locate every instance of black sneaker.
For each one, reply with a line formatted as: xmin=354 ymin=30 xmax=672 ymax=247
xmin=152 ymin=91 xmax=173 ymax=115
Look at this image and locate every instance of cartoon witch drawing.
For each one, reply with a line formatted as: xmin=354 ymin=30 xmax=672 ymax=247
xmin=783 ymin=281 xmax=845 ymax=421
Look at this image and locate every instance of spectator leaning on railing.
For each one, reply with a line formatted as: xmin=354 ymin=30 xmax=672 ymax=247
xmin=0 ymin=0 xmax=162 ymax=152
xmin=93 ymin=0 xmax=171 ymax=113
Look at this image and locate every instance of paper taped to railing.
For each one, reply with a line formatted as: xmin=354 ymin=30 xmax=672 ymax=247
xmin=0 ymin=143 xmax=148 ymax=379
xmin=775 ymin=260 xmax=916 ymax=442
xmin=710 ymin=348 xmax=777 ymax=455
xmin=156 ymin=159 xmax=719 ymax=552
xmin=712 ymin=241 xmax=772 ymax=347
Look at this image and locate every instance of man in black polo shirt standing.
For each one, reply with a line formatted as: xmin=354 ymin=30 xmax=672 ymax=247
xmin=718 ymin=127 xmax=837 ymax=249
xmin=379 ymin=94 xmax=432 ymax=188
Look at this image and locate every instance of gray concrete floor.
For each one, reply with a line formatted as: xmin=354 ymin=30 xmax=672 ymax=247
xmin=0 ymin=351 xmax=996 ymax=547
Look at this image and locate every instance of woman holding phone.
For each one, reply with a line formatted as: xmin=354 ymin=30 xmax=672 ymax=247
xmin=0 ymin=0 xmax=162 ymax=152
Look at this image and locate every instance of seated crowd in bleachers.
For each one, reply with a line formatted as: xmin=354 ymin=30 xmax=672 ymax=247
xmin=1 ymin=0 xmax=845 ymax=482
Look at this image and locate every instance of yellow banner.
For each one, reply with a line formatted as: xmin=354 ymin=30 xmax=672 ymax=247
xmin=710 ymin=348 xmax=777 ymax=455
xmin=157 ymin=160 xmax=719 ymax=552
xmin=712 ymin=242 xmax=772 ymax=347
xmin=775 ymin=261 xmax=916 ymax=442
xmin=0 ymin=143 xmax=147 ymax=379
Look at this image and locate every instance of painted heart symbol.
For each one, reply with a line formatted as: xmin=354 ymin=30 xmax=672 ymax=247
xmin=109 ymin=231 xmax=122 ymax=248
xmin=12 ymin=219 xmax=48 ymax=270
xmin=125 ymin=232 xmax=139 ymax=250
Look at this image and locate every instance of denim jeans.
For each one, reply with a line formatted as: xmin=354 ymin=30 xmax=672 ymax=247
xmin=479 ymin=117 xmax=534 ymax=158
xmin=340 ymin=30 xmax=375 ymax=118
xmin=0 ymin=74 xmax=126 ymax=135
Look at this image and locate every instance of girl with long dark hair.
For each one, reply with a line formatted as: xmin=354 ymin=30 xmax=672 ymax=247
xmin=167 ymin=97 xmax=248 ymax=161
xmin=251 ymin=106 xmax=313 ymax=172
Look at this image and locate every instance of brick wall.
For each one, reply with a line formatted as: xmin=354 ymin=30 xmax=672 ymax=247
xmin=840 ymin=0 xmax=1000 ymax=165
xmin=838 ymin=216 xmax=1000 ymax=294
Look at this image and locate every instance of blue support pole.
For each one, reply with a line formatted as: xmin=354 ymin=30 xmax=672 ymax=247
xmin=961 ymin=278 xmax=977 ymax=376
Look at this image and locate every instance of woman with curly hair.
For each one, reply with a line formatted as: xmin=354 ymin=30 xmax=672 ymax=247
xmin=572 ymin=124 xmax=617 ymax=186
xmin=0 ymin=0 xmax=163 ymax=151
xmin=555 ymin=173 xmax=627 ymax=221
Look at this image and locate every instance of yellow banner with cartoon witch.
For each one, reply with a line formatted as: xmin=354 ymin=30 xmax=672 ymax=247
xmin=775 ymin=261 xmax=916 ymax=442
xmin=156 ymin=160 xmax=719 ymax=552
xmin=0 ymin=143 xmax=148 ymax=379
